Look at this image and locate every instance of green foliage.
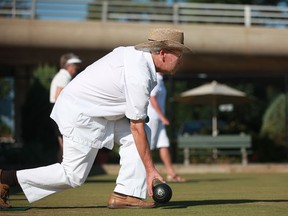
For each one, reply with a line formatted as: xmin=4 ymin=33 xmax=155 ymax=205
xmin=252 ymin=135 xmax=288 ymax=162
xmin=20 ymin=64 xmax=58 ymax=166
xmin=0 ymin=78 xmax=13 ymax=136
xmin=260 ymin=93 xmax=287 ymax=146
xmin=33 ymin=64 xmax=57 ymax=90
xmin=0 ymin=78 xmax=11 ymax=99
xmin=0 ymin=123 xmax=11 ymax=135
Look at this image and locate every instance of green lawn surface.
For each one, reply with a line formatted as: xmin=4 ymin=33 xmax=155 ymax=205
xmin=3 ymin=172 xmax=288 ymax=216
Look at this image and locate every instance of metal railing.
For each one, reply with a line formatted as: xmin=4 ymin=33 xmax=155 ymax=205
xmin=0 ymin=0 xmax=288 ymax=28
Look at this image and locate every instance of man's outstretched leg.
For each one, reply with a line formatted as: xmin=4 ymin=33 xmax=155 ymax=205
xmin=0 ymin=137 xmax=98 ymax=206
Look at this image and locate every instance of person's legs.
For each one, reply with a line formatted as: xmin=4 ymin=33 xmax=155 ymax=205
xmin=155 ymin=125 xmax=174 ymax=175
xmin=16 ymin=137 xmax=98 ymax=203
xmin=159 ymin=147 xmax=175 ymax=176
xmin=148 ymin=119 xmax=179 ymax=179
xmin=113 ymin=118 xmax=147 ymax=199
xmin=157 ymin=126 xmax=186 ymax=182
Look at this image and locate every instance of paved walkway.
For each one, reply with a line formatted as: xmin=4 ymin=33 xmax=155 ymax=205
xmin=96 ymin=163 xmax=288 ymax=175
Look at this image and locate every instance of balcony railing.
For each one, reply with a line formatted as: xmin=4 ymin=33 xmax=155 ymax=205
xmin=0 ymin=0 xmax=288 ymax=28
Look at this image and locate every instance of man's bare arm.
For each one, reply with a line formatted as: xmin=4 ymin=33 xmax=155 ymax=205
xmin=150 ymin=96 xmax=170 ymax=125
xmin=130 ymin=119 xmax=164 ymax=196
xmin=54 ymin=86 xmax=64 ymax=101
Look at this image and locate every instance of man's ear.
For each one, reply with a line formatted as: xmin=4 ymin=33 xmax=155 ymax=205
xmin=159 ymin=49 xmax=166 ymax=62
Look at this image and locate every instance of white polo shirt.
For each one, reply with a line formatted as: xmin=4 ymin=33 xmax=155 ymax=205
xmin=49 ymin=69 xmax=72 ymax=103
xmin=50 ymin=46 xmax=157 ymax=149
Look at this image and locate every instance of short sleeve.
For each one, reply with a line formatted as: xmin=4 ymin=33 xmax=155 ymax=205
xmin=57 ymin=74 xmax=71 ymax=88
xmin=123 ymin=48 xmax=156 ymax=120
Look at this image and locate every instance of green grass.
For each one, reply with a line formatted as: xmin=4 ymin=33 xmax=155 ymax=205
xmin=3 ymin=172 xmax=288 ymax=216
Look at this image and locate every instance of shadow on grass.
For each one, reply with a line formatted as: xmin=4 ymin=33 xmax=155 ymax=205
xmin=8 ymin=200 xmax=288 ymax=211
xmin=32 ymin=205 xmax=107 ymax=210
xmin=1 ymin=205 xmax=107 ymax=212
xmin=157 ymin=199 xmax=288 ymax=209
xmin=0 ymin=207 xmax=31 ymax=212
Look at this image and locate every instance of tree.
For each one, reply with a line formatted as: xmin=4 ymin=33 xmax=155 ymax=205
xmin=21 ymin=64 xmax=58 ymax=166
xmin=261 ymin=93 xmax=287 ymax=146
xmin=0 ymin=78 xmax=13 ymax=137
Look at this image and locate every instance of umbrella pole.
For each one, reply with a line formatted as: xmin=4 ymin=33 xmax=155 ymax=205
xmin=212 ymin=102 xmax=218 ymax=159
xmin=212 ymin=99 xmax=218 ymax=137
xmin=212 ymin=115 xmax=217 ymax=137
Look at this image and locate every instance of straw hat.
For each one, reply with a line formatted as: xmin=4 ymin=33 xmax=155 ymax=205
xmin=135 ymin=28 xmax=191 ymax=53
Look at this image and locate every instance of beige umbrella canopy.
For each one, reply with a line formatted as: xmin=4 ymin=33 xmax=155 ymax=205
xmin=176 ymin=81 xmax=251 ymax=136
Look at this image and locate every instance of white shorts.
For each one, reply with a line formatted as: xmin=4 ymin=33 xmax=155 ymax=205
xmin=147 ymin=118 xmax=170 ymax=150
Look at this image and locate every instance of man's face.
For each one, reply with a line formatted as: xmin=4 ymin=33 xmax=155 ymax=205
xmin=157 ymin=49 xmax=183 ymax=75
xmin=66 ymin=63 xmax=80 ymax=77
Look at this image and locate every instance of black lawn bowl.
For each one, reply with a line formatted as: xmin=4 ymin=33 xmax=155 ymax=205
xmin=152 ymin=183 xmax=172 ymax=204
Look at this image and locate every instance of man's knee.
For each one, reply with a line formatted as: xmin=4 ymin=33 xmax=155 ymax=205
xmin=67 ymin=173 xmax=86 ymax=188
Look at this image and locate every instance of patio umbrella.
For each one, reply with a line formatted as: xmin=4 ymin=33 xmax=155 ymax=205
xmin=176 ymin=80 xmax=251 ymax=136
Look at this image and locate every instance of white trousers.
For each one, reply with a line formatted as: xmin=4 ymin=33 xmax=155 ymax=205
xmin=17 ymin=118 xmax=147 ymax=203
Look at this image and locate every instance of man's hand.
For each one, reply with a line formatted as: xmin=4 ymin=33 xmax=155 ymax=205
xmin=160 ymin=116 xmax=170 ymax=126
xmin=146 ymin=168 xmax=165 ymax=197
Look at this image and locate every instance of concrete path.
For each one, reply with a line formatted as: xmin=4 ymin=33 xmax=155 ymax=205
xmin=96 ymin=163 xmax=288 ymax=175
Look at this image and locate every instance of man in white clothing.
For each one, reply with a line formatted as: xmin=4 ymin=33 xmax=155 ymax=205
xmin=50 ymin=53 xmax=82 ymax=104
xmin=50 ymin=53 xmax=82 ymax=161
xmin=0 ymin=28 xmax=191 ymax=209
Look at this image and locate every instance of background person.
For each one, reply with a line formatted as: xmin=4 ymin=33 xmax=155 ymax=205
xmin=0 ymin=28 xmax=190 ymax=209
xmin=50 ymin=53 xmax=82 ymax=162
xmin=147 ymin=73 xmax=186 ymax=182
